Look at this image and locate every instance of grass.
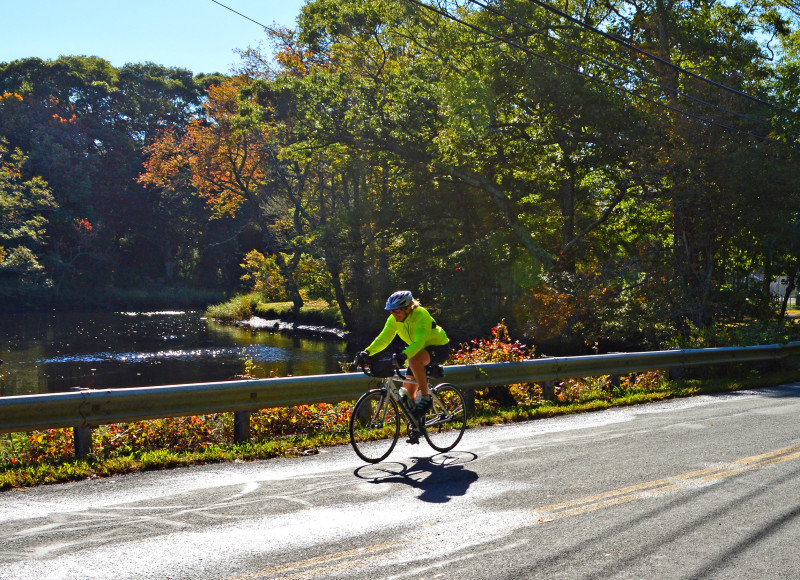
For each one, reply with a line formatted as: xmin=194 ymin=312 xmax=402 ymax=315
xmin=2 ymin=365 xmax=798 ymax=491
xmin=205 ymin=294 xmax=345 ymax=328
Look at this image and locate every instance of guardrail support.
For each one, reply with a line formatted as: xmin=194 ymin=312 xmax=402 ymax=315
xmin=233 ymin=411 xmax=251 ymax=444
xmin=463 ymin=388 xmax=475 ymax=417
xmin=74 ymin=425 xmax=92 ymax=458
xmin=542 ymin=381 xmax=557 ymax=401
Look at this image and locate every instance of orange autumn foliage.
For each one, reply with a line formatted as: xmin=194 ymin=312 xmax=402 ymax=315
xmin=140 ymin=78 xmax=275 ymax=218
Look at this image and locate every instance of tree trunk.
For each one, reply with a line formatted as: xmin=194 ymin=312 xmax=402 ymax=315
xmin=559 ymin=172 xmax=576 ymax=274
xmin=164 ymin=240 xmax=176 ymax=283
xmin=780 ymin=273 xmax=796 ymax=320
xmin=286 ymin=249 xmax=304 ymax=314
xmin=324 ymin=247 xmax=354 ymax=330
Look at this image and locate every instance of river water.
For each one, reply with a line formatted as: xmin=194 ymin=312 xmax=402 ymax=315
xmin=0 ymin=311 xmax=349 ymax=397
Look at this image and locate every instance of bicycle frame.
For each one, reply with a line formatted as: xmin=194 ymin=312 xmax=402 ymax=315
xmin=362 ymin=375 xmax=459 ymax=436
xmin=371 ymin=371 xmax=422 ymax=430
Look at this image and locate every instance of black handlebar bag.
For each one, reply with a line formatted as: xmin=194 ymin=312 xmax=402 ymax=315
xmin=365 ymin=355 xmax=394 ymax=378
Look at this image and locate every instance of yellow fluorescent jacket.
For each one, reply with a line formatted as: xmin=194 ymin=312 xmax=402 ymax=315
xmin=365 ymin=306 xmax=449 ymax=359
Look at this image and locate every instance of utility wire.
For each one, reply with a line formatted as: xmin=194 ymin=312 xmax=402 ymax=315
xmin=468 ymin=0 xmax=778 ymax=130
xmin=403 ymin=0 xmax=784 ymax=143
xmin=775 ymin=0 xmax=800 ymax=18
xmin=209 ymin=0 xmax=280 ymax=34
xmin=521 ymin=0 xmax=787 ymax=112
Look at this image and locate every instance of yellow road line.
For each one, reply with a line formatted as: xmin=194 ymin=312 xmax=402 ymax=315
xmin=534 ymin=444 xmax=800 ymax=521
xmin=225 ymin=541 xmax=399 ymax=579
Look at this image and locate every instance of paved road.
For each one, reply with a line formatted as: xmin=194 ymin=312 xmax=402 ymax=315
xmin=4 ymin=384 xmax=800 ymax=579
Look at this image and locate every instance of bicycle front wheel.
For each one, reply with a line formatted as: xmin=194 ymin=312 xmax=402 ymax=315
xmin=349 ymin=389 xmax=400 ymax=463
xmin=423 ymin=383 xmax=467 ymax=452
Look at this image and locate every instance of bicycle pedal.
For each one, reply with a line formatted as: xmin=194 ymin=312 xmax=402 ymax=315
xmin=406 ymin=428 xmax=420 ymax=444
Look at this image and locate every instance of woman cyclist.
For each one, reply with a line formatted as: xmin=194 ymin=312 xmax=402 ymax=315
xmin=360 ymin=291 xmax=450 ymax=441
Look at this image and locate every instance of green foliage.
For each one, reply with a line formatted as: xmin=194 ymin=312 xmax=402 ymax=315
xmin=252 ymin=300 xmax=345 ymax=328
xmin=0 ymin=138 xmax=56 ymax=300
xmin=240 ymin=250 xmax=291 ymax=301
xmin=205 ymin=292 xmax=263 ymax=322
xmin=667 ymin=319 xmax=800 ymax=349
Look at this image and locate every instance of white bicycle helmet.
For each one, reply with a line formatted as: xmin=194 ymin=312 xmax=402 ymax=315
xmin=385 ymin=290 xmax=413 ymax=310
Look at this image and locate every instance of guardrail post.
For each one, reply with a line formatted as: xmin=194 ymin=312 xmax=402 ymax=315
xmin=73 ymin=426 xmax=92 ymax=458
xmin=542 ymin=381 xmax=557 ymax=401
xmin=233 ymin=411 xmax=251 ymax=444
xmin=463 ymin=388 xmax=475 ymax=417
xmin=69 ymin=386 xmax=92 ymax=457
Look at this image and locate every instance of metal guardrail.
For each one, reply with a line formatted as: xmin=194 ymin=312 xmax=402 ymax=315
xmin=2 ymin=343 xmax=799 ymax=440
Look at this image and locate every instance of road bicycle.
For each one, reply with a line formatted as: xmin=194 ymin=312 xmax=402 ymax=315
xmin=348 ymin=352 xmax=467 ymax=463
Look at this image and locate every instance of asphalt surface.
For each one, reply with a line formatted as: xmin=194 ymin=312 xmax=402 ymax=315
xmin=4 ymin=384 xmax=800 ymax=579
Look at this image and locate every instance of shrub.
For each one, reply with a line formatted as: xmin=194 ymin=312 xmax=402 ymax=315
xmin=240 ymin=250 xmax=291 ymax=302
xmin=451 ymin=320 xmax=536 ymax=409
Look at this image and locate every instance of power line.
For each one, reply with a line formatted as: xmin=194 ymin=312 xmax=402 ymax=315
xmin=519 ymin=0 xmax=789 ymax=112
xmin=468 ymin=0 xmax=778 ymax=131
xmin=403 ymin=0 xmax=785 ymax=144
xmin=775 ymin=0 xmax=800 ymax=19
xmin=209 ymin=0 xmax=280 ymax=34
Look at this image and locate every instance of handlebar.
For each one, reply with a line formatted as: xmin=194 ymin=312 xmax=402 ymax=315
xmin=349 ymin=352 xmax=405 ymax=378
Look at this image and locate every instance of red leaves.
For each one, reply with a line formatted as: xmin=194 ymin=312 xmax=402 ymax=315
xmin=452 ymin=320 xmax=533 ymax=365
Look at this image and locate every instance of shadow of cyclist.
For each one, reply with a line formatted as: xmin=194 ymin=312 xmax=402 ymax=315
xmin=353 ymin=452 xmax=478 ymax=503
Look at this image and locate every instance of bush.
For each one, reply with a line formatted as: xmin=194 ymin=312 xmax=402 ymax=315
xmin=240 ymin=250 xmax=291 ymax=302
xmin=205 ymin=293 xmax=262 ymax=322
xmin=451 ymin=321 xmax=672 ymax=412
xmin=451 ymin=320 xmax=535 ymax=408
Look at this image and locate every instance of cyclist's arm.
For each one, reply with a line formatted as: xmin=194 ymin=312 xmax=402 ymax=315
xmin=364 ymin=315 xmax=398 ymax=355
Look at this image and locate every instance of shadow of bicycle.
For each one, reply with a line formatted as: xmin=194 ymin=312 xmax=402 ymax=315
xmin=353 ymin=452 xmax=478 ymax=503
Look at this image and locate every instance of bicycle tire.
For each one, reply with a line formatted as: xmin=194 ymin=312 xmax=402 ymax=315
xmin=349 ymin=389 xmax=400 ymax=463
xmin=423 ymin=383 xmax=467 ymax=452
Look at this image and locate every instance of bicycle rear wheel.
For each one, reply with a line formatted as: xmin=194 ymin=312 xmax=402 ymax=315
xmin=350 ymin=389 xmax=400 ymax=463
xmin=423 ymin=383 xmax=467 ymax=452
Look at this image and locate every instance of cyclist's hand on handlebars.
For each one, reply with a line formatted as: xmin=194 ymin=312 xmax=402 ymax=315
xmin=393 ymin=352 xmax=407 ymax=367
xmin=349 ymin=351 xmax=368 ymax=371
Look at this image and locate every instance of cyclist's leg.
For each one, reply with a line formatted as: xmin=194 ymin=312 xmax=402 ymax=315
xmin=408 ymin=350 xmax=435 ymax=423
xmin=405 ymin=348 xmax=431 ymax=400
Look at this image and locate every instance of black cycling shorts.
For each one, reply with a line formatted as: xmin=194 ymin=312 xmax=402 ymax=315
xmin=426 ymin=343 xmax=451 ymax=365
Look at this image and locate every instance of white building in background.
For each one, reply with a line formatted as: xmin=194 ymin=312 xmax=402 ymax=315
xmin=770 ymin=276 xmax=798 ymax=308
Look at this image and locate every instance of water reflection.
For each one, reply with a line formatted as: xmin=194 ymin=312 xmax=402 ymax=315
xmin=0 ymin=311 xmax=349 ymax=396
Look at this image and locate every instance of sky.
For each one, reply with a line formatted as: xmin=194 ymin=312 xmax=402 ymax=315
xmin=1 ymin=0 xmax=307 ymax=74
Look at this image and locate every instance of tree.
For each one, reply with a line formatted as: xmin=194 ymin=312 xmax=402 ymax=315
xmin=0 ymin=137 xmax=57 ymax=302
